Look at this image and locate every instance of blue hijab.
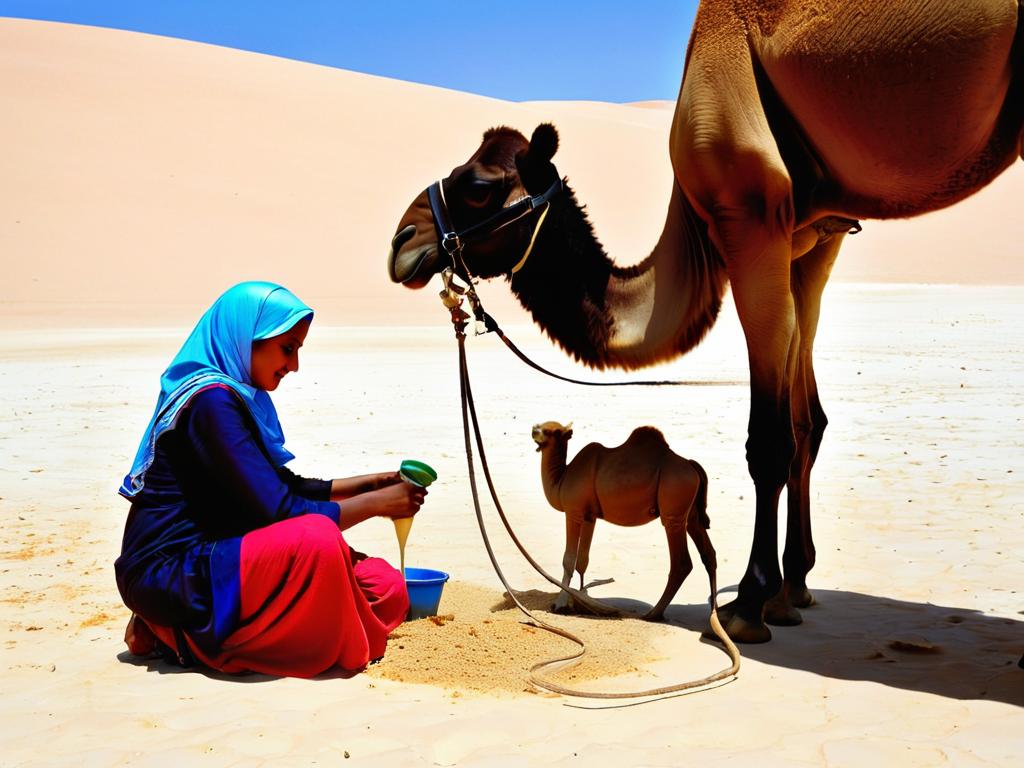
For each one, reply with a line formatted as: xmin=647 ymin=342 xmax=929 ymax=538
xmin=120 ymin=281 xmax=314 ymax=498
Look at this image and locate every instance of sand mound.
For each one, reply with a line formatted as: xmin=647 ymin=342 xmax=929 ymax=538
xmin=367 ymin=581 xmax=677 ymax=697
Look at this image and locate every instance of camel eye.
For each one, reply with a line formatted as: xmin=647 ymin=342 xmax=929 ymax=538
xmin=464 ymin=179 xmax=495 ymax=209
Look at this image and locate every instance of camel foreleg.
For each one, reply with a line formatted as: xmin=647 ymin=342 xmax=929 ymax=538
xmin=675 ymin=27 xmax=799 ymax=641
xmin=553 ymin=514 xmax=583 ymax=613
xmin=574 ymin=518 xmax=596 ymax=594
xmin=716 ymin=237 xmax=798 ymax=643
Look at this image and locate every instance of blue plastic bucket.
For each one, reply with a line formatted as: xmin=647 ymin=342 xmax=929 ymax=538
xmin=404 ymin=567 xmax=450 ymax=620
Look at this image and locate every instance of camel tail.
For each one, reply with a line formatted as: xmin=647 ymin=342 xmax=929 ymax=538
xmin=688 ymin=459 xmax=710 ymax=529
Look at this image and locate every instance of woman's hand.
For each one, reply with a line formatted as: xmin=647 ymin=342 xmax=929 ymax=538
xmin=369 ymin=471 xmax=403 ymax=490
xmin=330 ymin=471 xmax=403 ymax=500
xmin=368 ymin=480 xmax=426 ymax=520
xmin=335 ymin=479 xmax=427 ymax=530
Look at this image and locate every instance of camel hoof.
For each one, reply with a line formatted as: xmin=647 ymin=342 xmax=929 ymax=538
xmin=764 ymin=583 xmax=815 ymax=624
xmin=723 ymin=614 xmax=772 ymax=643
xmin=713 ymin=601 xmax=772 ymax=644
xmin=551 ymin=602 xmax=574 ymax=615
xmin=790 ymin=586 xmax=815 ymax=609
xmin=764 ymin=598 xmax=803 ymax=626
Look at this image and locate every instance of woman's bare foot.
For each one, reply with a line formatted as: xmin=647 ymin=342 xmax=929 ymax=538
xmin=124 ymin=613 xmax=157 ymax=656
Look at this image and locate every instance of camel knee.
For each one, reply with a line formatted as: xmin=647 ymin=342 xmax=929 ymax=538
xmin=792 ymin=405 xmax=828 ymax=470
xmin=744 ymin=363 xmax=798 ymax=485
xmin=746 ymin=420 xmax=795 ymax=488
xmin=808 ymin=414 xmax=828 ymax=463
xmin=792 ymin=409 xmax=826 ymax=456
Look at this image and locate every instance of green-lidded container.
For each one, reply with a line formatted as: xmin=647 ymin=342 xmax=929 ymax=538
xmin=399 ymin=459 xmax=437 ymax=488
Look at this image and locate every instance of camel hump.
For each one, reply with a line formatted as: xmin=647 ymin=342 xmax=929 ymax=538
xmin=625 ymin=426 xmax=670 ymax=449
xmin=594 ymin=426 xmax=673 ymax=499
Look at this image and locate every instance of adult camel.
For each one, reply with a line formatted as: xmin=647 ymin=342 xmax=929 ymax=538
xmin=386 ymin=0 xmax=1024 ymax=643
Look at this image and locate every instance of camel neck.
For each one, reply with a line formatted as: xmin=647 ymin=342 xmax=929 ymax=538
xmin=510 ymin=181 xmax=727 ymax=370
xmin=539 ymin=442 xmax=568 ymax=512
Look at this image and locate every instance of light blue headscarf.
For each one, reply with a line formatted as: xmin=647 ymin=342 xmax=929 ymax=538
xmin=120 ymin=281 xmax=314 ymax=498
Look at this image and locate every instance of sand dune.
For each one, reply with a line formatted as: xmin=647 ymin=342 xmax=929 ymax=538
xmin=2 ymin=18 xmax=1022 ymax=330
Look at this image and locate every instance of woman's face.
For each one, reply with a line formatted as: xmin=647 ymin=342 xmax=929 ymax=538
xmin=250 ymin=317 xmax=311 ymax=391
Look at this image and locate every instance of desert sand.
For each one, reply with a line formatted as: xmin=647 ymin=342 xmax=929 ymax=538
xmin=1 ymin=18 xmax=1022 ymax=767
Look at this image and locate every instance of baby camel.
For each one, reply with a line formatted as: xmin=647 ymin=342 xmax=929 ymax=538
xmin=532 ymin=421 xmax=715 ymax=621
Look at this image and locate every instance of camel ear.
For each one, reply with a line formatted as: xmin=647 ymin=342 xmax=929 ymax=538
xmin=516 ymin=124 xmax=559 ymax=192
xmin=528 ymin=123 xmax=559 ymax=162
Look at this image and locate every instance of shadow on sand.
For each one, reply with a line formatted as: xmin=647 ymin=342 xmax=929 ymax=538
xmin=495 ymin=586 xmax=1021 ymax=706
xmin=644 ymin=588 xmax=1022 ymax=707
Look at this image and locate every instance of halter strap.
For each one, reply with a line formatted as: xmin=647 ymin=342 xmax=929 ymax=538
xmin=509 ymin=202 xmax=550 ymax=275
xmin=427 ymin=176 xmax=563 ymax=274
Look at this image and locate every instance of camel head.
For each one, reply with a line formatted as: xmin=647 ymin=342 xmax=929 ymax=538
xmin=531 ymin=420 xmax=573 ymax=452
xmin=387 ymin=124 xmax=561 ymax=289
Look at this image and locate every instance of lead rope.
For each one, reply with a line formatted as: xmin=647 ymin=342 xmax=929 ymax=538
xmin=440 ymin=265 xmax=740 ymax=389
xmin=453 ymin=315 xmax=741 ymax=699
xmin=478 ymin=310 xmax=741 ymax=388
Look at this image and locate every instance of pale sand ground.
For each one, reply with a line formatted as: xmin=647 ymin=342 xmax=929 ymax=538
xmin=2 ymin=16 xmax=1023 ymax=767
xmin=1 ymin=285 xmax=1022 ymax=766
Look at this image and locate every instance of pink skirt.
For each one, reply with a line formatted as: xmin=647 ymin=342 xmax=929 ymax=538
xmin=148 ymin=515 xmax=408 ymax=678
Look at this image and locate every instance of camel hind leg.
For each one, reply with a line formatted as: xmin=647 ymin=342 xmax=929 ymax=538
xmin=685 ymin=459 xmax=718 ymax=590
xmin=683 ymin=459 xmax=722 ymax=627
xmin=644 ymin=522 xmax=692 ymax=622
xmin=644 ymin=457 xmax=701 ymax=621
xmin=765 ymin=232 xmax=844 ymax=626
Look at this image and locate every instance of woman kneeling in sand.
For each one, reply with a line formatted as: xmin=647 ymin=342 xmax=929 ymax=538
xmin=115 ymin=281 xmax=425 ymax=677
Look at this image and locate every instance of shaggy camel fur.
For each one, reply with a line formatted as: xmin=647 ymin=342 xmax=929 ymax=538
xmin=532 ymin=421 xmax=714 ymax=621
xmin=388 ymin=1 xmax=1023 ymax=643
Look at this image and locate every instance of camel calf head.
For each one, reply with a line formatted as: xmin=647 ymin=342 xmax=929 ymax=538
xmin=531 ymin=420 xmax=572 ymax=452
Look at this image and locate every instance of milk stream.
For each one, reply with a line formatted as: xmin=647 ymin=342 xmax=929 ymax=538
xmin=393 ymin=517 xmax=413 ymax=575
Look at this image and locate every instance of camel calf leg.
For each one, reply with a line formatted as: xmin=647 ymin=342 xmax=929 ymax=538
xmin=644 ymin=523 xmax=693 ymax=621
xmin=689 ymin=520 xmax=717 ymax=581
xmin=575 ymin=518 xmax=596 ymax=593
xmin=688 ymin=513 xmax=718 ymax=602
xmin=553 ymin=514 xmax=583 ymax=612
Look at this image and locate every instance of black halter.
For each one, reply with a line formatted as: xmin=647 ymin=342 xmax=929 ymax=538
xmin=427 ymin=176 xmax=562 ymax=278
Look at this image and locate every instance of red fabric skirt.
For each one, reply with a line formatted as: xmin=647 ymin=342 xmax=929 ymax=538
xmin=148 ymin=515 xmax=408 ymax=678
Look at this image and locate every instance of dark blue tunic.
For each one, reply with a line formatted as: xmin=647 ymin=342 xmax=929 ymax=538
xmin=115 ymin=386 xmax=340 ymax=654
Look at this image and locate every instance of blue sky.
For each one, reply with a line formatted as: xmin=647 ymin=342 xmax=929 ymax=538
xmin=0 ymin=0 xmax=699 ymax=102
